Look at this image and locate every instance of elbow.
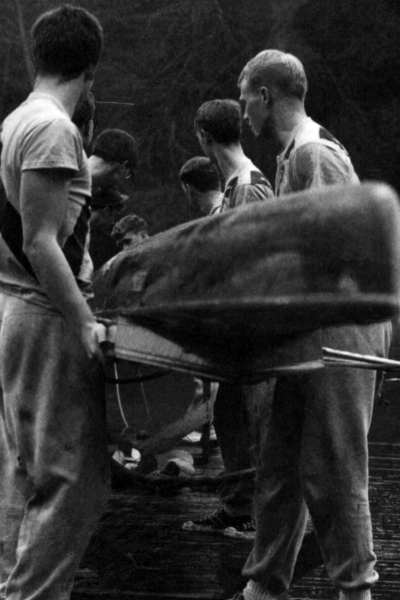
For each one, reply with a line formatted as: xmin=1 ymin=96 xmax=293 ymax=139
xmin=23 ymin=236 xmax=45 ymax=264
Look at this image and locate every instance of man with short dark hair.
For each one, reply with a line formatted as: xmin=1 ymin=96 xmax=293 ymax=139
xmin=194 ymin=99 xmax=273 ymax=210
xmin=182 ymin=99 xmax=274 ymax=540
xmin=0 ymin=6 xmax=109 ymax=599
xmin=111 ymin=214 xmax=149 ymax=249
xmin=231 ymin=49 xmax=391 ymax=600
xmin=179 ymin=156 xmax=222 ymax=215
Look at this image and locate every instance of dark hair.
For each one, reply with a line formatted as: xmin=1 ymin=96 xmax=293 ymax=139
xmin=92 ymin=129 xmax=138 ymax=176
xmin=72 ymin=92 xmax=95 ymax=131
xmin=31 ymin=4 xmax=103 ymax=80
xmin=180 ymin=157 xmax=221 ymax=193
xmin=194 ymin=99 xmax=242 ymax=145
xmin=112 ymin=214 xmax=149 ymax=245
xmin=238 ymin=50 xmax=308 ymax=101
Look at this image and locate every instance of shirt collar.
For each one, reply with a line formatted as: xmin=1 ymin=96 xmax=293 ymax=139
xmin=277 ymin=116 xmax=310 ymax=162
xmin=26 ymin=92 xmax=70 ymax=117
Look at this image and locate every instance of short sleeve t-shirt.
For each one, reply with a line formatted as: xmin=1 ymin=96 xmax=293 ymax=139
xmin=275 ymin=117 xmax=359 ymax=197
xmin=0 ymin=92 xmax=93 ymax=307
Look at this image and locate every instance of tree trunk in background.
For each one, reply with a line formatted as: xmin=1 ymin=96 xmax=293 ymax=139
xmin=14 ymin=0 xmax=34 ymax=87
xmin=0 ymin=43 xmax=11 ymax=119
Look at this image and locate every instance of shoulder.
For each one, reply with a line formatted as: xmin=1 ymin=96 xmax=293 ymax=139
xmin=229 ymin=179 xmax=274 ymax=207
xmin=238 ymin=163 xmax=273 ymax=191
xmin=19 ymin=105 xmax=82 ymax=172
xmin=292 ymin=142 xmax=331 ymax=170
xmin=293 ymin=142 xmax=350 ymax=171
xmin=291 ymin=142 xmax=357 ymax=188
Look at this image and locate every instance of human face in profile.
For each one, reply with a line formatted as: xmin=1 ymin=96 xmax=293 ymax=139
xmin=239 ymin=77 xmax=268 ymax=137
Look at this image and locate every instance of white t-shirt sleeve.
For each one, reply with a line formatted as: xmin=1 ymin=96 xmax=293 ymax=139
xmin=22 ymin=118 xmax=81 ymax=173
xmin=290 ymin=142 xmax=354 ymax=191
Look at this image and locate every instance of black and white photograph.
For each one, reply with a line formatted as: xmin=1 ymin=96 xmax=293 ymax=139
xmin=0 ymin=1 xmax=399 ymax=599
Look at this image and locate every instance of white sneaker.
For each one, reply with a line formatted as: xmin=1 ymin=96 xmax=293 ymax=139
xmin=181 ymin=431 xmax=202 ymax=444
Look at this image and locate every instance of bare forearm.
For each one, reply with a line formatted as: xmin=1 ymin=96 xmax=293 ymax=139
xmin=20 ymin=169 xmax=107 ymax=360
xmin=25 ymin=236 xmax=95 ymax=330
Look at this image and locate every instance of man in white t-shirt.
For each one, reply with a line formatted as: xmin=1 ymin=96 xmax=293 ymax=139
xmin=229 ymin=49 xmax=392 ymax=600
xmin=0 ymin=6 xmax=109 ymax=600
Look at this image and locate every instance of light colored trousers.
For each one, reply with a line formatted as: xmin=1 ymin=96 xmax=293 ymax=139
xmin=0 ymin=293 xmax=110 ymax=600
xmin=243 ymin=321 xmax=392 ymax=595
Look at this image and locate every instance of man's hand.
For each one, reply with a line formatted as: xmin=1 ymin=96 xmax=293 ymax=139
xmin=80 ymin=320 xmax=108 ymax=363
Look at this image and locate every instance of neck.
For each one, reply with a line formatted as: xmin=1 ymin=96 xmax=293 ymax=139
xmin=212 ymin=143 xmax=249 ymax=181
xmin=272 ymin=98 xmax=307 ymax=149
xmin=33 ymin=73 xmax=86 ymax=118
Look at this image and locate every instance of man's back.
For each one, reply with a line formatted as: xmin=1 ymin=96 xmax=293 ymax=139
xmin=221 ymin=158 xmax=273 ymax=212
xmin=275 ymin=117 xmax=358 ymax=196
xmin=0 ymin=93 xmax=92 ymax=304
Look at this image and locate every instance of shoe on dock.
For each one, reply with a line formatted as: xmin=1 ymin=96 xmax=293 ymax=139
xmin=182 ymin=508 xmax=255 ymax=538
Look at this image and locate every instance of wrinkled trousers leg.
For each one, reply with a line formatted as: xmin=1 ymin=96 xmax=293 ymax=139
xmin=243 ymin=321 xmax=391 ymax=594
xmin=213 ymin=382 xmax=273 ymax=516
xmin=243 ymin=371 xmax=309 ymax=594
xmin=0 ymin=295 xmax=110 ymax=600
xmin=213 ymin=383 xmax=255 ymax=516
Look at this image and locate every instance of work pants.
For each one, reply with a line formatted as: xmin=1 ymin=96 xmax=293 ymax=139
xmin=0 ymin=294 xmax=110 ymax=600
xmin=214 ymin=381 xmax=274 ymax=516
xmin=243 ymin=321 xmax=391 ymax=594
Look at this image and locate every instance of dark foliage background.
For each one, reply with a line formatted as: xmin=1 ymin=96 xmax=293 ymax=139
xmin=1 ymin=0 xmax=400 ymax=235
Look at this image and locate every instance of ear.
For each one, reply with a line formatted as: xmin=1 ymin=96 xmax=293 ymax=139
xmin=181 ymin=182 xmax=192 ymax=199
xmin=197 ymin=128 xmax=212 ymax=145
xmin=84 ymin=63 xmax=96 ymax=83
xmin=119 ymin=160 xmax=132 ymax=180
xmin=260 ymin=86 xmax=271 ymax=106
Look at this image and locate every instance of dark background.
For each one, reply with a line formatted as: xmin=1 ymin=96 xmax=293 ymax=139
xmin=2 ymin=0 xmax=400 ymax=234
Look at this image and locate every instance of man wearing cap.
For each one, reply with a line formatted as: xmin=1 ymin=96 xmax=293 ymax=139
xmin=89 ymin=128 xmax=137 ymax=188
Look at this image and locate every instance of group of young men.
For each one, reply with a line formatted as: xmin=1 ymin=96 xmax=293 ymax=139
xmin=0 ymin=4 xmax=391 ymax=600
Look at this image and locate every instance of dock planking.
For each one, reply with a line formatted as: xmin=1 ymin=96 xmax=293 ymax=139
xmin=71 ymin=441 xmax=400 ymax=600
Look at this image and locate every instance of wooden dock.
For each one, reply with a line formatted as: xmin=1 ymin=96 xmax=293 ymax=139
xmin=70 ymin=438 xmax=400 ymax=600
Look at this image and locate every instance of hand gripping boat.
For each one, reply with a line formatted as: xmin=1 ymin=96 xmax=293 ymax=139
xmin=93 ymin=183 xmax=400 ymax=382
